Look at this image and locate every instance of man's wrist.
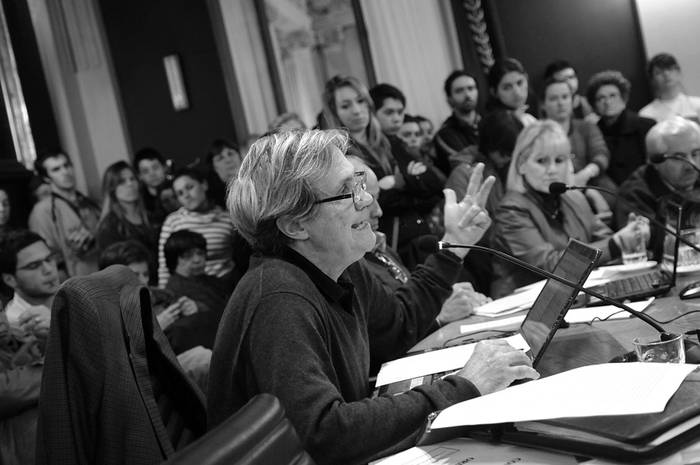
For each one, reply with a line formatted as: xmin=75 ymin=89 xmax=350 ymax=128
xmin=439 ymin=235 xmax=468 ymax=259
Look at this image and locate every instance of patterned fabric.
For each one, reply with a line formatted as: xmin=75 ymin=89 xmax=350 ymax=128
xmin=157 ymin=206 xmax=235 ymax=288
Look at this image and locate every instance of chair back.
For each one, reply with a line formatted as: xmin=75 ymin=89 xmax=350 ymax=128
xmin=164 ymin=393 xmax=314 ymax=465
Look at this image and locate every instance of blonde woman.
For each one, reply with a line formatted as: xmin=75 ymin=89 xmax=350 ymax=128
xmin=490 ymin=120 xmax=644 ymax=297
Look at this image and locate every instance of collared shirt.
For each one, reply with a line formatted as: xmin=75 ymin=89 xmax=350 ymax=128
xmin=4 ymin=293 xmax=50 ymax=327
xmin=280 ymin=246 xmax=354 ymax=314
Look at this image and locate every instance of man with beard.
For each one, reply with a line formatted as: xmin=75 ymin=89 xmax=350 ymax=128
xmin=434 ymin=70 xmax=481 ymax=175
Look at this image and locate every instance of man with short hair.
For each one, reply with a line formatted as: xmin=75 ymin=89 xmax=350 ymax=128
xmin=0 ymin=230 xmax=57 ymax=336
xmin=369 ymin=83 xmax=406 ymax=136
xmin=133 ymin=147 xmax=169 ymax=227
xmin=28 ymin=150 xmax=100 ymax=277
xmin=544 ymin=59 xmax=595 ymax=122
xmin=640 ymin=53 xmax=700 ymax=123
xmin=434 ymin=70 xmax=481 ymax=175
xmin=617 ymin=116 xmax=700 ymax=257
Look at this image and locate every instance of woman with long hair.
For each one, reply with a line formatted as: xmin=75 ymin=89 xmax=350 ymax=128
xmin=96 ymin=161 xmax=156 ymax=252
xmin=320 ymin=75 xmax=444 ymax=269
xmin=490 ymin=120 xmax=646 ymax=297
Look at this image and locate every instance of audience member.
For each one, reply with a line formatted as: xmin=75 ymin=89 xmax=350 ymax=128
xmin=369 ymin=83 xmax=406 ymax=137
xmin=587 ymin=70 xmax=656 ymax=186
xmin=396 ymin=114 xmax=423 ymax=153
xmin=541 ymin=78 xmax=614 ymax=213
xmin=269 ymin=111 xmax=306 ymax=131
xmin=617 ymin=116 xmax=700 ymax=257
xmin=483 ymin=58 xmax=537 ymax=129
xmin=351 ymin=155 xmax=490 ymax=374
xmin=163 ymin=230 xmax=235 ymax=315
xmin=0 ymin=230 xmax=55 ymax=337
xmin=96 ymin=161 xmax=157 ymax=266
xmin=203 ymin=139 xmax=242 ymax=208
xmin=543 ymin=59 xmax=596 ymax=122
xmin=0 ymin=300 xmax=44 ymax=465
xmin=28 ymin=150 xmax=100 ymax=277
xmin=133 ymin=147 xmax=169 ymax=227
xmin=321 ymin=76 xmax=444 ymax=268
xmin=434 ymin=70 xmax=482 ymax=174
xmin=157 ymin=167 xmax=235 ymax=287
xmin=414 ymin=114 xmax=437 ymax=163
xmin=207 ymin=129 xmax=537 ymax=465
xmin=640 ymin=53 xmax=700 ymax=123
xmin=491 ymin=120 xmax=645 ymax=297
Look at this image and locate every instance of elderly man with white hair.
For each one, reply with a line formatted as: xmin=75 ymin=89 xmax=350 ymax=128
xmin=207 ymin=129 xmax=538 ymax=465
xmin=617 ymin=116 xmax=700 ymax=256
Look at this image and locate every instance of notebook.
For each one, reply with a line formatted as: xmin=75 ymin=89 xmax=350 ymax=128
xmin=588 ymin=202 xmax=683 ymax=304
xmin=375 ymin=239 xmax=602 ymax=396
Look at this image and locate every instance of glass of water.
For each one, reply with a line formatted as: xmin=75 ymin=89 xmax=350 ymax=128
xmin=633 ymin=333 xmax=685 ymax=363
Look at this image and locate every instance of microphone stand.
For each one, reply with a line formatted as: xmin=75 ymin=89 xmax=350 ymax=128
xmin=550 ymin=182 xmax=700 ymax=255
xmin=650 ymin=153 xmax=700 ymax=175
xmin=438 ymin=241 xmax=666 ymax=333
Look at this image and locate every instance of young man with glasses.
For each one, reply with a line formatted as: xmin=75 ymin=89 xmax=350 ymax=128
xmin=0 ymin=230 xmax=58 ymax=337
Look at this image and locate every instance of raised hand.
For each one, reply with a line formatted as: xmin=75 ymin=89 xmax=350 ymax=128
xmin=442 ymin=163 xmax=495 ymax=258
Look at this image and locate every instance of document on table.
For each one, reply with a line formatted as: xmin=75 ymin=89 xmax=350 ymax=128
xmin=375 ymin=334 xmax=530 ymax=388
xmin=459 ymin=298 xmax=654 ymax=334
xmin=431 ymin=363 xmax=697 ymax=429
xmin=370 ymin=437 xmax=577 ymax=465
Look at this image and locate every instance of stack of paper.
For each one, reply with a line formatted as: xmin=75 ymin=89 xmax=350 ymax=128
xmin=431 ymin=363 xmax=696 ymax=429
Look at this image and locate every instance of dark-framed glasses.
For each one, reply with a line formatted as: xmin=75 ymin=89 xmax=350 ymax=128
xmin=314 ymin=171 xmax=368 ymax=209
xmin=16 ymin=252 xmax=57 ymax=272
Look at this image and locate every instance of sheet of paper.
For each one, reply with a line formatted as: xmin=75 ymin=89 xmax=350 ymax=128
xmin=460 ymin=298 xmax=654 ymax=334
xmin=375 ymin=334 xmax=530 ymax=388
xmin=432 ymin=363 xmax=697 ymax=429
xmin=475 ymin=274 xmax=610 ymax=317
xmin=370 ymin=437 xmax=577 ymax=465
xmin=564 ymin=298 xmax=654 ymax=324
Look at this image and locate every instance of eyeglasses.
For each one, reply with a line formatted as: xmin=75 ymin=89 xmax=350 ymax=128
xmin=16 ymin=252 xmax=57 ymax=272
xmin=660 ymin=150 xmax=700 ymax=161
xmin=314 ymin=171 xmax=369 ymax=209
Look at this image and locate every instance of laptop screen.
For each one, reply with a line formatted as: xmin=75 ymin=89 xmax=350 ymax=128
xmin=520 ymin=239 xmax=601 ymax=366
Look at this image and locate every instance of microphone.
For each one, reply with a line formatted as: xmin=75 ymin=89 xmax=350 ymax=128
xmin=549 ymin=182 xmax=700 ymax=254
xmin=438 ymin=241 xmax=700 ymax=363
xmin=438 ymin=241 xmax=665 ymax=332
xmin=650 ymin=153 xmax=700 ymax=174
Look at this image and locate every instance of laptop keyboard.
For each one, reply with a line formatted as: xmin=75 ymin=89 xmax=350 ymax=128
xmin=590 ymin=269 xmax=671 ymax=302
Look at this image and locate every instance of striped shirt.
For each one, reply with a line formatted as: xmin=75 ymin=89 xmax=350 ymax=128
xmin=157 ymin=206 xmax=235 ymax=287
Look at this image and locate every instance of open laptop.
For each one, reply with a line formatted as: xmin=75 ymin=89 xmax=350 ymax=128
xmin=375 ymin=239 xmax=602 ymax=396
xmin=587 ymin=203 xmax=683 ymax=304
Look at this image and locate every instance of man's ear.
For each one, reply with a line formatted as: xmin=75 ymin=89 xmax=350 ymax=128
xmin=276 ymin=215 xmax=310 ymax=241
xmin=1 ymin=273 xmax=17 ymax=290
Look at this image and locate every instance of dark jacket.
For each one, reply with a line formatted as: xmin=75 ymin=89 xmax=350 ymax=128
xmin=491 ymin=189 xmax=615 ymax=297
xmin=434 ymin=113 xmax=481 ymax=175
xmin=617 ymin=164 xmax=700 ymax=258
xmin=598 ymin=109 xmax=656 ymax=185
xmin=208 ymin=248 xmax=479 ymax=465
xmin=36 ymin=266 xmax=206 ymax=465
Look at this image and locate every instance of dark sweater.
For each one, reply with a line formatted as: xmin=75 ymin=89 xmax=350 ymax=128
xmin=208 ymin=248 xmax=480 ymax=465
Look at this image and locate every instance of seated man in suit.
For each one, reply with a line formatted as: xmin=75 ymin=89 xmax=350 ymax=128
xmin=207 ymin=129 xmax=537 ymax=465
xmin=617 ymin=116 xmax=700 ymax=259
